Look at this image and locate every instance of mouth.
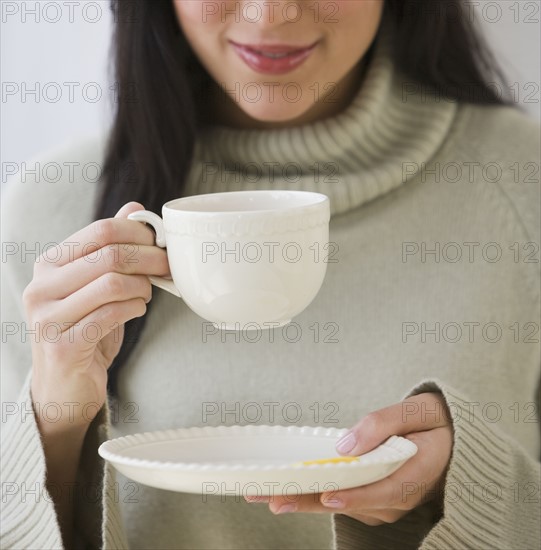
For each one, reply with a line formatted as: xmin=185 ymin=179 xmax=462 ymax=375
xmin=228 ymin=40 xmax=320 ymax=75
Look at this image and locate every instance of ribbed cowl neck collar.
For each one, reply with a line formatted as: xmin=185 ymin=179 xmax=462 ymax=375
xmin=184 ymin=22 xmax=458 ymax=216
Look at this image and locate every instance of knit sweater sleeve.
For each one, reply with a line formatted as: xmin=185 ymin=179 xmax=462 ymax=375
xmin=0 ymin=138 xmax=129 ymax=549
xmin=331 ymin=378 xmax=541 ymax=550
xmin=331 ymin=105 xmax=541 ymax=550
xmin=412 ymin=379 xmax=540 ymax=549
xmin=0 ymin=268 xmax=129 ymax=550
xmin=0 ymin=373 xmax=129 ymax=549
xmin=1 ymin=369 xmax=63 ymax=549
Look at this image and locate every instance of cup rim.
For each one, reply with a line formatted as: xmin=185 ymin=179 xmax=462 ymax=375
xmin=163 ymin=190 xmax=329 ymax=216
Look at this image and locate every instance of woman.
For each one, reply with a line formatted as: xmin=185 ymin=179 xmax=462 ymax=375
xmin=2 ymin=1 xmax=539 ymax=549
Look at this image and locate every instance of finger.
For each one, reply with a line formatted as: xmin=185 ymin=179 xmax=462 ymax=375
xmin=319 ymin=476 xmax=397 ymax=512
xmin=346 ymin=509 xmax=407 ymax=525
xmin=397 ymin=427 xmax=453 ymax=508
xmin=41 ymin=274 xmax=152 ymax=326
xmin=245 ymin=492 xmax=407 ymax=522
xmin=249 ymin=491 xmax=408 ymax=519
xmin=39 ymin=297 xmax=148 ymax=376
xmin=347 ymin=513 xmax=385 ymax=526
xmin=268 ymin=492 xmax=327 ymax=515
xmin=32 ymin=244 xmax=169 ymax=300
xmin=114 ymin=201 xmax=145 ymax=219
xmin=39 ymin=214 xmax=156 ymax=269
xmin=244 ymin=492 xmax=327 ymax=514
xmin=244 ymin=496 xmax=271 ymax=503
xmin=327 ymin=427 xmax=452 ymax=514
xmin=336 ymin=393 xmax=450 ymax=456
xmin=61 ymin=297 xmax=147 ymax=349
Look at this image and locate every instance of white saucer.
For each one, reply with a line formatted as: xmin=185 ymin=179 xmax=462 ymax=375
xmin=98 ymin=425 xmax=417 ymax=496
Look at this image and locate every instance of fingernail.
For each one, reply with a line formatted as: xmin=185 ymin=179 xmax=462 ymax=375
xmin=322 ymin=496 xmax=345 ymax=509
xmin=336 ymin=431 xmax=356 ymax=454
xmin=277 ymin=503 xmax=297 ymax=514
xmin=245 ymin=495 xmax=270 ymax=502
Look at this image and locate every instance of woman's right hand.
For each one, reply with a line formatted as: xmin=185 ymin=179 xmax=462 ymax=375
xmin=24 ymin=202 xmax=170 ymax=435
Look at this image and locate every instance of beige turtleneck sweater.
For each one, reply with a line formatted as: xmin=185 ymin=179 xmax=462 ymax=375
xmin=1 ymin=25 xmax=540 ymax=550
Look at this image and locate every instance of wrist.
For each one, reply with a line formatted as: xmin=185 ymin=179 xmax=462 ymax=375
xmin=35 ymin=408 xmax=92 ymax=439
xmin=30 ymin=373 xmax=104 ymax=431
xmin=31 ymin=389 xmax=102 ymax=436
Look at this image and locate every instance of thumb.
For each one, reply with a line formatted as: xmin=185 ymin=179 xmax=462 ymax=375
xmin=115 ymin=201 xmax=145 ymax=219
xmin=335 ymin=392 xmax=450 ymax=456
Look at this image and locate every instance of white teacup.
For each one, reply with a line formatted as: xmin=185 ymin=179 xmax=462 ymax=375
xmin=128 ymin=190 xmax=330 ymax=329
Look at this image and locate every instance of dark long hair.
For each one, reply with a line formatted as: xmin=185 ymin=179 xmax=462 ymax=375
xmin=99 ymin=0 xmax=512 ymax=397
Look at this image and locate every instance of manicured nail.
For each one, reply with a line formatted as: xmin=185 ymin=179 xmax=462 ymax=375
xmin=322 ymin=496 xmax=345 ymax=509
xmin=277 ymin=503 xmax=297 ymax=514
xmin=336 ymin=431 xmax=356 ymax=454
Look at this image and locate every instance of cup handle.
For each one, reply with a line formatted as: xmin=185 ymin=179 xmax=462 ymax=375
xmin=127 ymin=211 xmax=182 ymax=298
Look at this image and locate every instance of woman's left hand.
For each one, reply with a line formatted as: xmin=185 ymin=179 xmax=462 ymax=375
xmin=245 ymin=392 xmax=453 ymax=524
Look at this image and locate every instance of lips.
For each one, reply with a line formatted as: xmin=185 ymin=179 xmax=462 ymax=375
xmin=229 ymin=40 xmax=319 ymax=75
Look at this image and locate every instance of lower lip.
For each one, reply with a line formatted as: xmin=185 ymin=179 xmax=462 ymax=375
xmin=230 ymin=42 xmax=318 ymax=75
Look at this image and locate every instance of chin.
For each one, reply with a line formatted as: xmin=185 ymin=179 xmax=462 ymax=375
xmin=239 ymin=101 xmax=316 ymax=124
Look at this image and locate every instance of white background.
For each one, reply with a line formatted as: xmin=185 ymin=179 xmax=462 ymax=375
xmin=1 ymin=0 xmax=540 ymax=172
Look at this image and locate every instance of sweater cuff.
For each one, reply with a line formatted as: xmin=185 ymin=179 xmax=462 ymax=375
xmin=406 ymin=379 xmax=541 ymax=550
xmin=74 ymin=393 xmax=119 ymax=549
xmin=332 ymin=380 xmax=540 ymax=550
xmin=98 ymin=395 xmax=130 ymax=550
xmin=0 ymin=371 xmax=129 ymax=550
xmin=332 ymin=501 xmax=438 ymax=550
xmin=0 ymin=371 xmax=63 ymax=549
xmin=66 ymin=389 xmax=129 ymax=549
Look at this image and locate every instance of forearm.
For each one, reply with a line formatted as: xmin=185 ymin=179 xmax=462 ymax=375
xmin=35 ymin=411 xmax=89 ymax=548
xmin=408 ymin=379 xmax=541 ymax=549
